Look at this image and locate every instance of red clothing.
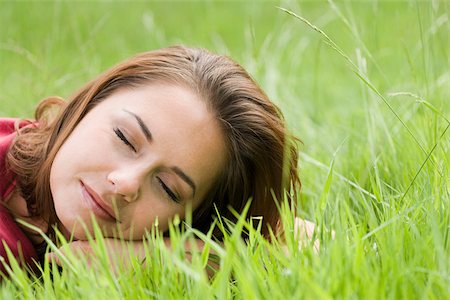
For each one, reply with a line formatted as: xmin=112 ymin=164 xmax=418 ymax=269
xmin=0 ymin=118 xmax=38 ymax=274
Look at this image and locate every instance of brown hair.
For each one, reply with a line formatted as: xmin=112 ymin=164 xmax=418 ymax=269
xmin=7 ymin=46 xmax=300 ymax=245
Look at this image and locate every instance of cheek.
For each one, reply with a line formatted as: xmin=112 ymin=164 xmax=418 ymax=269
xmin=49 ymin=147 xmax=68 ymax=191
xmin=50 ymin=133 xmax=117 ymax=181
xmin=49 ymin=144 xmax=80 ymax=195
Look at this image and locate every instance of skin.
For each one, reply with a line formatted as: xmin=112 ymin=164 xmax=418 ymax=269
xmin=49 ymin=83 xmax=227 ymax=240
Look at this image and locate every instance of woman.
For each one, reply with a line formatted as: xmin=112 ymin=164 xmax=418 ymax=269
xmin=0 ymin=46 xmax=303 ymax=274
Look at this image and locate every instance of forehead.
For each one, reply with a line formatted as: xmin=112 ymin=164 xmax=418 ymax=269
xmin=94 ymin=83 xmax=227 ymax=203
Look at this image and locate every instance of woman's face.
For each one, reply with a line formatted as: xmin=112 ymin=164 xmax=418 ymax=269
xmin=50 ymin=83 xmax=227 ymax=240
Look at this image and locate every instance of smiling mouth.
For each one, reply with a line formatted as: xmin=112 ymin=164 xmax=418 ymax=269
xmin=80 ymin=181 xmax=119 ymax=223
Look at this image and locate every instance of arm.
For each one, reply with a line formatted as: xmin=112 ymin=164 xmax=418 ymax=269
xmin=47 ymin=218 xmax=324 ymax=273
xmin=46 ymin=237 xmax=218 ymax=275
xmin=293 ymin=217 xmax=320 ymax=251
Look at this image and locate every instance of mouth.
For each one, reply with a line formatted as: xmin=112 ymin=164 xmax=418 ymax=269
xmin=80 ymin=181 xmax=119 ymax=223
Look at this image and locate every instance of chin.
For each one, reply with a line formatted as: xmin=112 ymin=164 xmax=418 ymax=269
xmin=56 ymin=216 xmax=91 ymax=240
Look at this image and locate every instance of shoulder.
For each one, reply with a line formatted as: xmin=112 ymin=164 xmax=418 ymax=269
xmin=0 ymin=118 xmax=19 ymax=144
xmin=0 ymin=118 xmax=17 ymax=131
xmin=0 ymin=119 xmax=38 ymax=274
xmin=0 ymin=118 xmax=19 ymax=201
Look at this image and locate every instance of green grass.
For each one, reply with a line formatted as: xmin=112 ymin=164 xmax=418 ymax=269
xmin=1 ymin=0 xmax=449 ymax=299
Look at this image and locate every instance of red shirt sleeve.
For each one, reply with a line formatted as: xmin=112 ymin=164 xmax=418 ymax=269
xmin=0 ymin=118 xmax=38 ymax=275
xmin=0 ymin=206 xmax=39 ymax=275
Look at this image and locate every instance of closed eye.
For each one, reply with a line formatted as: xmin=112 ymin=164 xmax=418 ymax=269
xmin=156 ymin=177 xmax=180 ymax=204
xmin=114 ymin=127 xmax=137 ymax=152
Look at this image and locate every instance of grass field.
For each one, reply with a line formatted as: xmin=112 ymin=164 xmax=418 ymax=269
xmin=1 ymin=0 xmax=449 ymax=299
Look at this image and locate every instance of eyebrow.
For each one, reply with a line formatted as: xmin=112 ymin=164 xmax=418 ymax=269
xmin=171 ymin=166 xmax=196 ymax=198
xmin=123 ymin=109 xmax=197 ymax=198
xmin=123 ymin=109 xmax=152 ymax=142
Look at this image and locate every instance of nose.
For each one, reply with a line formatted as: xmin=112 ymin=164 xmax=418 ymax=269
xmin=107 ymin=167 xmax=144 ymax=203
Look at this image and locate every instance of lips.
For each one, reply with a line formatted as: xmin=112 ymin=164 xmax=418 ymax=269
xmin=80 ymin=181 xmax=118 ymax=222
